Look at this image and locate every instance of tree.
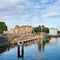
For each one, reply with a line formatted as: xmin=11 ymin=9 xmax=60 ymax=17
xmin=57 ymin=31 xmax=60 ymax=33
xmin=41 ymin=25 xmax=49 ymax=33
xmin=0 ymin=22 xmax=7 ymax=34
xmin=43 ymin=27 xmax=49 ymax=33
xmin=33 ymin=25 xmax=49 ymax=33
xmin=33 ymin=27 xmax=40 ymax=33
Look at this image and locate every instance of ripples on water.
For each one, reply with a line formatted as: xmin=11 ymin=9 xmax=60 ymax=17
xmin=0 ymin=37 xmax=60 ymax=60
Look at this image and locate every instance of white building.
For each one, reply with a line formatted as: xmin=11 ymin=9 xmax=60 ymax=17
xmin=49 ymin=28 xmax=57 ymax=35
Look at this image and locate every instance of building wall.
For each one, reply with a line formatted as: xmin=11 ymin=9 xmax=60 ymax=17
xmin=49 ymin=28 xmax=57 ymax=35
xmin=3 ymin=25 xmax=33 ymax=34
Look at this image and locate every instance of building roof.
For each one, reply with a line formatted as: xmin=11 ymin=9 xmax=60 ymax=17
xmin=49 ymin=28 xmax=58 ymax=30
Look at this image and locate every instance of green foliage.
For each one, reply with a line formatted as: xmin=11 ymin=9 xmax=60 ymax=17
xmin=57 ymin=31 xmax=60 ymax=33
xmin=33 ymin=27 xmax=40 ymax=33
xmin=43 ymin=27 xmax=49 ymax=33
xmin=33 ymin=25 xmax=49 ymax=33
xmin=0 ymin=22 xmax=7 ymax=34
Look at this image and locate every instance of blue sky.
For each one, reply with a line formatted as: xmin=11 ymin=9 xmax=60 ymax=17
xmin=0 ymin=0 xmax=60 ymax=30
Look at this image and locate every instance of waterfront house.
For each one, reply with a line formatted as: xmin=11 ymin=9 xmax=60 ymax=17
xmin=49 ymin=28 xmax=57 ymax=35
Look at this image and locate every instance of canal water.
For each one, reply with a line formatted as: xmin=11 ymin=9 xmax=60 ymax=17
xmin=0 ymin=37 xmax=60 ymax=60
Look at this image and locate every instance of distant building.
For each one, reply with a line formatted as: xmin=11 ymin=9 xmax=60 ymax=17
xmin=49 ymin=28 xmax=57 ymax=35
xmin=3 ymin=25 xmax=33 ymax=34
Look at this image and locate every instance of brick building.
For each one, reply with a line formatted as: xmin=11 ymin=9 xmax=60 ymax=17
xmin=3 ymin=25 xmax=33 ymax=34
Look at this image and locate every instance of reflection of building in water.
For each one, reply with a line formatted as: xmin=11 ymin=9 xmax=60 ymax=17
xmin=38 ymin=39 xmax=44 ymax=52
xmin=17 ymin=45 xmax=24 ymax=60
xmin=49 ymin=38 xmax=57 ymax=45
xmin=37 ymin=39 xmax=49 ymax=52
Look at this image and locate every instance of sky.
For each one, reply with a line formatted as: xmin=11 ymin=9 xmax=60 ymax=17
xmin=0 ymin=0 xmax=60 ymax=30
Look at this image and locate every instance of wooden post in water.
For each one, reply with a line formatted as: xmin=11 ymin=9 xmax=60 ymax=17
xmin=17 ymin=45 xmax=20 ymax=58
xmin=22 ymin=44 xmax=24 ymax=59
xmin=17 ymin=44 xmax=24 ymax=59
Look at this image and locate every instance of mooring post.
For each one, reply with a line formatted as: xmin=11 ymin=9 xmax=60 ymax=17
xmin=17 ymin=44 xmax=24 ymax=59
xmin=17 ymin=45 xmax=20 ymax=58
xmin=22 ymin=44 xmax=24 ymax=59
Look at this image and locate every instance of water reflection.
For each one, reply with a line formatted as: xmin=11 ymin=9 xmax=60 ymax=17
xmin=17 ymin=45 xmax=24 ymax=60
xmin=0 ymin=45 xmax=9 ymax=54
xmin=0 ymin=37 xmax=59 ymax=60
xmin=0 ymin=38 xmax=50 ymax=55
xmin=37 ymin=39 xmax=49 ymax=52
xmin=17 ymin=38 xmax=50 ymax=60
xmin=0 ymin=44 xmax=16 ymax=54
xmin=49 ymin=38 xmax=57 ymax=45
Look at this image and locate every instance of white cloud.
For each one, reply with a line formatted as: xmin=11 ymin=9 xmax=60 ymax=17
xmin=41 ymin=12 xmax=60 ymax=18
xmin=0 ymin=0 xmax=27 ymax=9
xmin=0 ymin=0 xmax=60 ymax=29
